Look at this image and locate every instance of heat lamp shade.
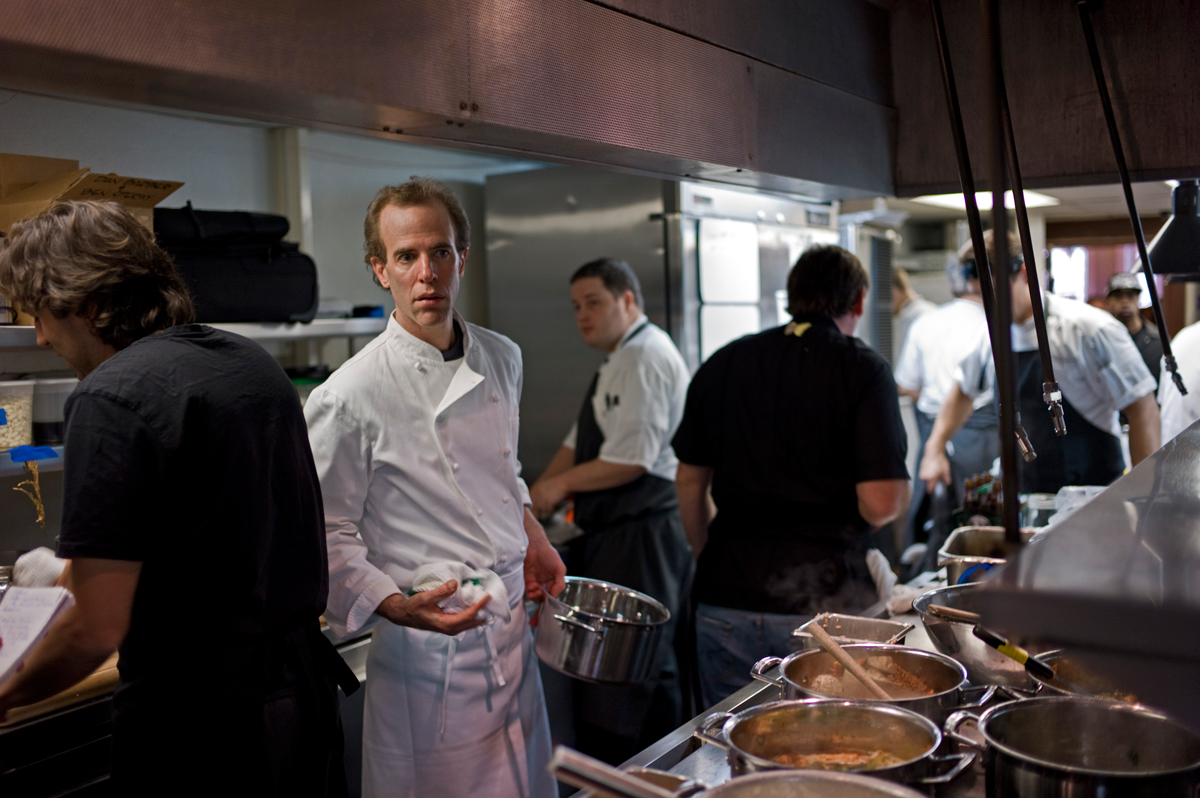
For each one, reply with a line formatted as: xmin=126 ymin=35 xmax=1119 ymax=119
xmin=1146 ymin=180 xmax=1200 ymax=275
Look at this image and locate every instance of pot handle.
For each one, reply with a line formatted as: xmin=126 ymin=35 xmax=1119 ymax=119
xmin=944 ymin=709 xmax=985 ymax=751
xmin=553 ymin=613 xmax=600 ymax=635
xmin=958 ymin=683 xmax=998 ymax=708
xmin=996 ymin=684 xmax=1038 ymax=701
xmin=692 ymin=711 xmax=733 ymax=750
xmin=750 ymin=656 xmax=785 ymax=687
xmin=916 ymin=751 xmax=976 ymax=785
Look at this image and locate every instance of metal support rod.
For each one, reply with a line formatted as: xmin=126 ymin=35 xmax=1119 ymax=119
xmin=1076 ymin=0 xmax=1187 ymax=396
xmin=928 ymin=0 xmax=1036 ymax=465
xmin=983 ymin=0 xmax=1022 ymax=547
xmin=997 ymin=68 xmax=1067 ymax=436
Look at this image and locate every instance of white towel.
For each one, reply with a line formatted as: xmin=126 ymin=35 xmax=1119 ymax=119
xmin=866 ymin=548 xmax=898 ymax=602
xmin=410 ymin=562 xmax=511 ymax=624
xmin=13 ymin=547 xmax=66 ymax=588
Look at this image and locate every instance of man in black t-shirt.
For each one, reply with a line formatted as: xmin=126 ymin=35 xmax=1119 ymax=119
xmin=673 ymin=245 xmax=910 ymax=708
xmin=1105 ymin=272 xmax=1163 ymax=388
xmin=0 ymin=201 xmax=352 ymax=796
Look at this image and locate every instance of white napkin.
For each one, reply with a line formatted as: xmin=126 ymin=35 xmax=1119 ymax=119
xmin=410 ymin=562 xmax=511 ymax=624
xmin=13 ymin=547 xmax=66 ymax=588
xmin=866 ymin=548 xmax=898 ymax=601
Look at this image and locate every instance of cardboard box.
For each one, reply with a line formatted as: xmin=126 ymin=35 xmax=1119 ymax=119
xmin=0 ymin=153 xmax=183 ymax=234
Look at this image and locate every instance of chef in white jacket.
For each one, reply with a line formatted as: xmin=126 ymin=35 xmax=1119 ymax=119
xmin=305 ymin=178 xmax=566 ymax=798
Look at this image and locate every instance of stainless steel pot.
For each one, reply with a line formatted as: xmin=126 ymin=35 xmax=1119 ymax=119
xmin=912 ymin=584 xmax=1051 ymax=688
xmin=534 ymin=576 xmax=669 ymax=684
xmin=549 ymin=744 xmax=931 ymax=798
xmin=751 ymin=644 xmax=995 ymax=725
xmin=694 ymin=699 xmax=973 ymax=791
xmin=946 ymin=697 xmax=1200 ymax=797
xmin=791 ymin=614 xmax=914 ymax=649
xmin=1028 ymin=650 xmax=1139 ymax=702
xmin=937 ymin=526 xmax=1034 ymax=585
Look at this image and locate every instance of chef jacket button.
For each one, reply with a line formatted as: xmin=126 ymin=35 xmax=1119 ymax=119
xmin=490 ymin=394 xmax=500 ymax=403
xmin=502 ymin=448 xmax=512 ymax=458
xmin=498 ymin=555 xmax=507 ymax=564
xmin=520 ymin=545 xmax=527 ymax=554
xmin=502 ymin=496 xmax=510 ymax=504
xmin=476 ymin=508 xmax=483 ymax=516
xmin=437 ymin=414 xmax=446 ymax=424
xmin=414 ymin=362 xmax=424 ymax=372
xmin=451 ymin=462 xmax=460 ymax=471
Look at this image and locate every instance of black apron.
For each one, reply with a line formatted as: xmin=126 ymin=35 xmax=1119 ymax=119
xmin=1014 ymin=349 xmax=1124 ymax=494
xmin=566 ymin=322 xmax=693 ymax=752
xmin=111 ymin=622 xmax=359 ymax=797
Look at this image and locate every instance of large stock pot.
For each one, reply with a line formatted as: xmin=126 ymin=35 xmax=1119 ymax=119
xmin=945 ymin=697 xmax=1200 ymax=797
xmin=751 ymin=644 xmax=995 ymax=725
xmin=534 ymin=576 xmax=669 ymax=684
xmin=694 ymin=699 xmax=973 ymax=793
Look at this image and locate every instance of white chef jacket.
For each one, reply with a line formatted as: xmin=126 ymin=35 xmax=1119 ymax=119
xmin=895 ymin=298 xmax=992 ymax=417
xmin=955 ymin=293 xmax=1156 ymax=436
xmin=307 ymin=313 xmax=531 ymax=638
xmin=893 ymin=294 xmax=936 ymax=364
xmin=305 ymin=312 xmax=555 ymax=798
xmin=1158 ymin=320 xmax=1200 ymax=443
xmin=562 ymin=316 xmax=690 ymax=482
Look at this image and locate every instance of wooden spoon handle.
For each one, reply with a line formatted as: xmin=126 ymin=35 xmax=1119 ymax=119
xmin=807 ymin=615 xmax=892 ymax=700
xmin=928 ymin=604 xmax=982 ymax=623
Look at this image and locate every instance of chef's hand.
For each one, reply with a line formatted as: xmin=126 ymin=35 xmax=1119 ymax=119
xmin=522 ymin=508 xmax=566 ymax=626
xmin=375 ymin=581 xmax=488 ymax=636
xmin=529 ymin=476 xmax=569 ymax=520
xmin=918 ymin=447 xmax=952 ymax=495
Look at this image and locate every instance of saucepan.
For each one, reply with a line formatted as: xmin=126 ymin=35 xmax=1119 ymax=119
xmin=548 ymin=744 xmax=930 ymax=798
xmin=945 ymin=696 xmax=1200 ymax=796
xmin=751 ymin=644 xmax=996 ymax=725
xmin=535 ymin=576 xmax=669 ymax=684
xmin=694 ymin=699 xmax=973 ymax=792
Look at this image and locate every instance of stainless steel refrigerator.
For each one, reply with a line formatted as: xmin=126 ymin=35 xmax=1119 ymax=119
xmin=486 ymin=166 xmax=873 ymax=478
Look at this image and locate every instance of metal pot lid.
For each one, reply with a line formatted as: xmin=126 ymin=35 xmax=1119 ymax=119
xmin=779 ymin=643 xmax=969 ymax=702
xmin=545 ymin=576 xmax=670 ymax=627
xmin=707 ymin=770 xmax=928 ymax=798
xmin=720 ymin=699 xmax=942 ymax=771
xmin=978 ymin=697 xmax=1200 ymax=777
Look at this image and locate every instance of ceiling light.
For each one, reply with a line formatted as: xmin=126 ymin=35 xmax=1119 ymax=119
xmin=910 ymin=191 xmax=1061 ymax=211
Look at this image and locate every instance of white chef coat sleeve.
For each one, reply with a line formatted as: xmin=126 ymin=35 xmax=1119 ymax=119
xmin=596 ymin=355 xmax=669 ymax=470
xmin=305 ymin=388 xmax=400 ymax=638
xmin=562 ymin=421 xmax=578 ymax=450
xmin=1081 ymin=319 xmax=1157 ymax=411
xmin=509 ymin=342 xmax=534 ymax=507
xmin=955 ymin=330 xmax=994 ymax=402
xmin=894 ymin=326 xmax=923 ymax=393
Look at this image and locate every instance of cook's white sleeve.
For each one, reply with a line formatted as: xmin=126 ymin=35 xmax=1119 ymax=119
xmin=1082 ymin=319 xmax=1157 ymax=411
xmin=305 ymin=389 xmax=399 ymax=638
xmin=596 ymin=356 xmax=669 ymax=470
xmin=955 ymin=331 xmax=994 ymax=401
xmin=893 ymin=329 xmax=923 ymax=393
xmin=511 ymin=343 xmax=533 ymax=506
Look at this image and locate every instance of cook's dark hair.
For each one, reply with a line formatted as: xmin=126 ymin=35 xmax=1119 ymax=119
xmin=364 ymin=177 xmax=470 ymax=287
xmin=786 ymin=245 xmax=869 ymax=319
xmin=0 ymin=200 xmax=195 ymax=349
xmin=570 ymin=258 xmax=644 ymax=309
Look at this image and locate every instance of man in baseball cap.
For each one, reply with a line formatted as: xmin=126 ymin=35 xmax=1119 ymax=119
xmin=1105 ymin=272 xmax=1162 ymax=387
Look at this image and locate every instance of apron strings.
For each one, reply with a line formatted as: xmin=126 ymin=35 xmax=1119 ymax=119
xmin=482 ymin=624 xmax=507 ymax=688
xmin=438 ymin=635 xmax=459 ymax=737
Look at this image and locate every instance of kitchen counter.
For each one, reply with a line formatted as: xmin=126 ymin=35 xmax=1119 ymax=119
xmin=590 ymin=573 xmax=989 ymax=797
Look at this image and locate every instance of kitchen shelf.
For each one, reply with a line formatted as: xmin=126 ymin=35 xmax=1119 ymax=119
xmin=0 ymin=326 xmax=39 ymax=351
xmin=0 ymin=445 xmax=64 ymax=478
xmin=208 ymin=318 xmax=386 ymax=341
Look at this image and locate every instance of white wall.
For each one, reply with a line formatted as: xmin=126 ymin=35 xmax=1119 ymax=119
xmin=0 ymin=90 xmax=545 ymax=326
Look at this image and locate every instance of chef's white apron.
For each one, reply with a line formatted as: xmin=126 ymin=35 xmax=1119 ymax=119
xmin=362 ymin=599 xmax=556 ymax=798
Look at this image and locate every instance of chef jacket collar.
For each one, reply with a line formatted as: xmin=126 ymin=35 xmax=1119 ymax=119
xmin=616 ymin=313 xmax=649 ymax=349
xmin=384 ymin=309 xmax=474 ymax=363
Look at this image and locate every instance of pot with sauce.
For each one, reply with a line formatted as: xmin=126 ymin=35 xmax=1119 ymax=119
xmin=751 ymin=644 xmax=995 ymax=725
xmin=694 ymin=699 xmax=973 ymax=792
xmin=945 ymin=697 xmax=1200 ymax=796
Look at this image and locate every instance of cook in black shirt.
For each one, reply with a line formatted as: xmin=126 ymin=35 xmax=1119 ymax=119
xmin=673 ymin=245 xmax=910 ymax=708
xmin=0 ymin=201 xmax=353 ymax=796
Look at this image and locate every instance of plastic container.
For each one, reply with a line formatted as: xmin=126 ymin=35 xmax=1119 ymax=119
xmin=33 ymin=377 xmax=78 ymax=445
xmin=0 ymin=380 xmax=36 ymax=451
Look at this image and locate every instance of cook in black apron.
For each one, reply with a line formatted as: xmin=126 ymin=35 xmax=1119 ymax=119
xmin=1014 ymin=350 xmax=1124 ymax=493
xmin=566 ymin=322 xmax=694 ymax=764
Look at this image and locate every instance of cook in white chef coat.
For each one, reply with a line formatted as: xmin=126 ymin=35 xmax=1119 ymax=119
xmin=1158 ymin=320 xmax=1200 ymax=444
xmin=305 ymin=178 xmax=566 ymax=798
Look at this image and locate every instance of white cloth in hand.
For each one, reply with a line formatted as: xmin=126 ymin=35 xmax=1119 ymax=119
xmin=866 ymin=548 xmax=898 ymax=602
xmin=410 ymin=562 xmax=511 ymax=624
xmin=13 ymin=547 xmax=66 ymax=588
xmin=885 ymin=584 xmax=925 ymax=617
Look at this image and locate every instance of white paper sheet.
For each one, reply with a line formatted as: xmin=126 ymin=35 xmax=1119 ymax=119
xmin=0 ymin=586 xmax=74 ymax=685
